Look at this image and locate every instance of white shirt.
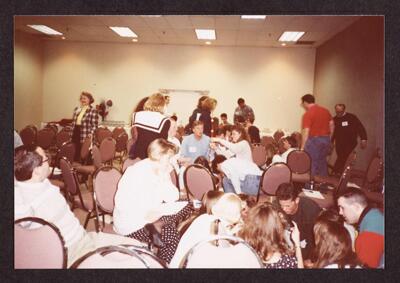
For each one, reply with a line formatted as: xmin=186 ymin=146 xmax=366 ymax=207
xmin=113 ymin=158 xmax=181 ymax=235
xmin=214 ymin=139 xmax=252 ymax=161
xmin=220 ymin=157 xmax=262 ymax=194
xmin=271 ymin=148 xmax=297 ymax=164
xmin=15 ymin=179 xmax=85 ymax=249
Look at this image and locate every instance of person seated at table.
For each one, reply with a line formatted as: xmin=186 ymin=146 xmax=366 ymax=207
xmin=271 ymin=136 xmax=298 ymax=164
xmin=210 ymin=124 xmax=252 ymax=162
xmin=169 ymin=193 xmax=243 ymax=268
xmin=168 ymin=118 xmax=181 ymax=150
xmin=275 ymin=182 xmax=321 ymax=261
xmin=311 ymin=211 xmax=361 ymax=268
xmin=14 ymin=145 xmax=144 ymax=267
xmin=245 ymin=118 xmax=261 ymax=144
xmin=238 ymin=202 xmax=304 ymax=268
xmin=113 ymin=138 xmax=194 ymax=263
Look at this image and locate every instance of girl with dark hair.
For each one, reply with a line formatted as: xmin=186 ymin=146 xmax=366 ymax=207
xmin=71 ymin=91 xmax=99 ymax=161
xmin=186 ymin=95 xmax=209 ymax=134
xmin=238 ymin=202 xmax=303 ymax=268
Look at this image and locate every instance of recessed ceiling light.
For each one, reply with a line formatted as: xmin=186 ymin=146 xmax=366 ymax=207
xmin=61 ymin=36 xmax=66 ymax=40
xmin=132 ymin=38 xmax=138 ymax=42
xmin=205 ymin=41 xmax=211 ymax=45
xmin=241 ymin=15 xmax=267 ymax=20
xmin=195 ymin=29 xmax=216 ymax=40
xmin=281 ymin=43 xmax=286 ymax=46
xmin=109 ymin=27 xmax=138 ymax=38
xmin=140 ymin=15 xmax=162 ymax=17
xmin=27 ymin=25 xmax=63 ymax=35
xmin=278 ymin=31 xmax=305 ymax=42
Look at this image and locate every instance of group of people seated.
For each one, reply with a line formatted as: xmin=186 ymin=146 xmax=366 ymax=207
xmin=14 ymin=91 xmax=383 ymax=269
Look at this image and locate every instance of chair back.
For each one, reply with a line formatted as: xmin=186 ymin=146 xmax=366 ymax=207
xmin=273 ymin=130 xmax=285 ymax=143
xmin=70 ymin=245 xmax=166 ymax=269
xmin=122 ymin=157 xmax=141 ymax=173
xmin=59 ymin=157 xmax=80 ymax=195
xmin=182 ymin=235 xmax=264 ymax=268
xmin=100 ymin=137 xmax=116 ymax=163
xmin=58 ymin=141 xmax=76 ymax=164
xmin=96 ymin=127 xmax=112 ymax=145
xmin=80 ymin=136 xmax=92 ymax=161
xmin=115 ymin=132 xmax=128 ymax=153
xmin=251 ymin=144 xmax=267 ymax=167
xmin=343 ymin=151 xmax=357 ymax=170
xmin=112 ymin=127 xmax=126 ymax=140
xmin=93 ymin=166 xmax=122 ymax=214
xmin=19 ymin=125 xmax=37 ymax=146
xmin=44 ymin=123 xmax=59 ymax=135
xmin=365 ymin=156 xmax=383 ymax=184
xmin=184 ymin=164 xmax=216 ymax=200
xmin=36 ymin=128 xmax=56 ymax=150
xmin=15 ymin=217 xmax=67 ymax=269
xmin=92 ymin=145 xmax=103 ymax=169
xmin=261 ymin=135 xmax=274 ymax=147
xmin=170 ymin=169 xmax=179 ymax=189
xmin=287 ymin=150 xmax=311 ymax=174
xmin=257 ymin=162 xmax=291 ymax=200
xmin=56 ymin=130 xmax=71 ymax=149
xmin=131 ymin=126 xmax=138 ymax=142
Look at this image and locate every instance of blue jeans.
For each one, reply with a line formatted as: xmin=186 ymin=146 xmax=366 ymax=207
xmin=304 ymin=136 xmax=331 ymax=176
xmin=222 ymin=175 xmax=260 ymax=195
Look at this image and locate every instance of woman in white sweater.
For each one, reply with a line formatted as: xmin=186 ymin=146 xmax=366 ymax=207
xmin=210 ymin=124 xmax=252 ymax=161
xmin=113 ymin=138 xmax=194 ymax=263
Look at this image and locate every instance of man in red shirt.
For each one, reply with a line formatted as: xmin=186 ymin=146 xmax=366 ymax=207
xmin=300 ymin=94 xmax=334 ymax=176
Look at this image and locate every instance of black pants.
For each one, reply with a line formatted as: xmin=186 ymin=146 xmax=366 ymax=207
xmin=71 ymin=125 xmax=82 ymax=162
xmin=333 ymin=142 xmax=356 ymax=174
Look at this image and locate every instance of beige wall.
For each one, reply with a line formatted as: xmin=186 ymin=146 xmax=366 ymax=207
xmin=42 ymin=42 xmax=316 ymax=133
xmin=313 ymin=16 xmax=384 ymax=169
xmin=14 ymin=31 xmax=44 ymax=131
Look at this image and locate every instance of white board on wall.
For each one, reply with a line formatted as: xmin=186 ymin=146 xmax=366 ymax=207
xmin=160 ymin=89 xmax=208 ymax=127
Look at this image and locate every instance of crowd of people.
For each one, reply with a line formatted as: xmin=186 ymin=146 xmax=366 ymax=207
xmin=14 ymin=90 xmax=383 ymax=269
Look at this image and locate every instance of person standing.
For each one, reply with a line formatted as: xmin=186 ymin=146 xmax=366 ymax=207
xmin=71 ymin=92 xmax=99 ymax=161
xmin=198 ymin=97 xmax=218 ymax=137
xmin=300 ymin=94 xmax=334 ymax=177
xmin=185 ymin=95 xmax=209 ymax=134
xmin=332 ymin=104 xmax=368 ymax=174
xmin=233 ymin=98 xmax=255 ymax=124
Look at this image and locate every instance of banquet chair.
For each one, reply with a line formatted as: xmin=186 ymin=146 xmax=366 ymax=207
xmin=95 ymin=127 xmax=112 ymax=146
xmin=59 ymin=157 xmax=98 ymax=230
xmin=112 ymin=127 xmax=127 ymax=140
xmin=181 ymin=235 xmax=264 ymax=268
xmin=15 ymin=217 xmax=67 ymax=269
xmin=93 ymin=166 xmax=122 ymax=233
xmin=70 ymin=245 xmax=166 ymax=269
xmin=252 ymin=144 xmax=267 ymax=168
xmin=50 ymin=141 xmax=76 ymax=178
xmin=99 ymin=137 xmax=116 ymax=166
xmin=286 ymin=150 xmax=312 ymax=184
xmin=74 ymin=144 xmax=102 ymax=191
xmin=256 ymin=162 xmax=291 ymax=202
xmin=114 ymin=132 xmax=128 ymax=163
xmin=184 ymin=164 xmax=216 ymax=201
xmin=350 ymin=148 xmax=383 ymax=192
xmin=36 ymin=128 xmax=56 ymax=151
xmin=19 ymin=125 xmax=37 ymax=146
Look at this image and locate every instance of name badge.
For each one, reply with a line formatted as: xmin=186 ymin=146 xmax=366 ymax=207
xmin=342 ymin=121 xmax=349 ymax=127
xmin=189 ymin=146 xmax=197 ymax=153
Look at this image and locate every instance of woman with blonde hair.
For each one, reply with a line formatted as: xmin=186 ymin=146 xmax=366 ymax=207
xmin=199 ymin=97 xmax=217 ymax=137
xmin=238 ymin=202 xmax=303 ymax=268
xmin=129 ymin=93 xmax=171 ymax=159
xmin=114 ymin=138 xmax=194 ymax=263
xmin=169 ymin=193 xmax=243 ymax=268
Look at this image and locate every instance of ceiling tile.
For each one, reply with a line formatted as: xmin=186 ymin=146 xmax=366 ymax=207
xmin=164 ymin=15 xmax=192 ymax=29
xmin=189 ymin=16 xmax=215 ymax=29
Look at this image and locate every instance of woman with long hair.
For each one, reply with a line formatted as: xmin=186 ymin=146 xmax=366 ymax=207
xmin=312 ymin=212 xmax=360 ymax=268
xmin=71 ymin=91 xmax=99 ymax=161
xmin=238 ymin=202 xmax=303 ymax=268
xmin=211 ymin=124 xmax=252 ymax=161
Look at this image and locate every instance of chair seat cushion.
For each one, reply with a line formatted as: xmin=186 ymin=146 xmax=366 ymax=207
xmin=73 ymin=192 xmax=94 ymax=211
xmin=292 ymin=173 xmax=311 ymax=183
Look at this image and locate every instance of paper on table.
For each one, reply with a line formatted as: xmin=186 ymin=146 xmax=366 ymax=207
xmin=347 ymin=182 xmax=361 ymax=189
xmin=302 ymin=189 xmax=325 ymax=200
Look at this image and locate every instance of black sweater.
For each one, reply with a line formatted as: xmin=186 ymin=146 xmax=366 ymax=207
xmin=332 ymin=112 xmax=367 ymax=146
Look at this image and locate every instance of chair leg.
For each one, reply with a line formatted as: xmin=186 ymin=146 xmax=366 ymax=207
xmin=83 ymin=211 xmax=92 ymax=229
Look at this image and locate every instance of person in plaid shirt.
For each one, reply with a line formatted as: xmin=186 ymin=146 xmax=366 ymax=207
xmin=71 ymin=92 xmax=99 ymax=161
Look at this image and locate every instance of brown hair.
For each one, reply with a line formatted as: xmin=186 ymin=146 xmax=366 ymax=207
xmin=231 ymin=124 xmax=250 ymax=144
xmin=14 ymin=145 xmax=42 ymax=181
xmin=197 ymin=95 xmax=209 ymax=108
xmin=202 ymin=97 xmax=217 ymax=112
xmin=81 ymin=91 xmax=94 ymax=104
xmin=143 ymin=93 xmax=166 ymax=113
xmin=192 ymin=120 xmax=204 ymax=129
xmin=313 ymin=215 xmax=359 ymax=268
xmin=238 ymin=202 xmax=293 ymax=262
xmin=201 ymin=190 xmax=225 ymax=215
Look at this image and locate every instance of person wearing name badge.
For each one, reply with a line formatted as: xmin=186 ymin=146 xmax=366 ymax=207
xmin=331 ymin=104 xmax=368 ymax=175
xmin=233 ymin=98 xmax=255 ymax=125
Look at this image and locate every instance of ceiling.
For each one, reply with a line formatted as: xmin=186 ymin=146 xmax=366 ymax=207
xmin=14 ymin=15 xmax=361 ymax=48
